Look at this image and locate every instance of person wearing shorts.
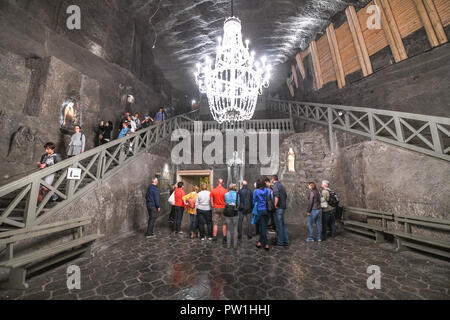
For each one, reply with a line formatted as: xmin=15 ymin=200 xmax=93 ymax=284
xmin=210 ymin=179 xmax=228 ymax=243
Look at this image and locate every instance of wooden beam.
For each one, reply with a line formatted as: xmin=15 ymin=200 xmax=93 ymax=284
xmin=423 ymin=0 xmax=448 ymax=44
xmin=310 ymin=41 xmax=323 ymax=90
xmin=348 ymin=6 xmax=373 ymax=75
xmin=414 ymin=0 xmax=440 ymax=47
xmin=346 ymin=6 xmax=372 ymax=76
xmin=301 ymin=48 xmax=310 ymax=60
xmin=375 ymin=0 xmax=408 ymax=61
xmin=286 ymin=79 xmax=294 ymax=97
xmin=291 ymin=64 xmax=299 ymax=88
xmin=326 ymin=24 xmax=346 ymax=89
xmin=295 ymin=52 xmax=306 ymax=79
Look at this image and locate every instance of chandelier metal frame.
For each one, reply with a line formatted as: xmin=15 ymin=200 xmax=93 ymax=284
xmin=194 ymin=1 xmax=271 ymax=124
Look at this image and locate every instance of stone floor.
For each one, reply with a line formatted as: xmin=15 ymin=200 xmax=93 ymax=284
xmin=0 ymin=224 xmax=449 ymax=300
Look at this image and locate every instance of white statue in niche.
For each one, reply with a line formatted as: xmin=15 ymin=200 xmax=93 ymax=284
xmin=288 ymin=148 xmax=296 ymax=172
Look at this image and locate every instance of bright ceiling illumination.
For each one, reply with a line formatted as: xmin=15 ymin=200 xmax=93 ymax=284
xmin=194 ymin=2 xmax=270 ymax=124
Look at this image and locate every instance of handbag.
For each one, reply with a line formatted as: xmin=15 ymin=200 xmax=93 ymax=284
xmin=266 ymin=189 xmax=276 ymax=213
xmin=224 ymin=192 xmax=238 ymax=217
xmin=168 ymin=192 xmax=175 ymax=206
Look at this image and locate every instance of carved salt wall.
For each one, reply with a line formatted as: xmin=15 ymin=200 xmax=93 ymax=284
xmin=0 ymin=1 xmax=182 ymax=186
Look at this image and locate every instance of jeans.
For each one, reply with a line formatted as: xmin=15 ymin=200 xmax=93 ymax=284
xmin=238 ymin=211 xmax=253 ymax=239
xmin=168 ymin=205 xmax=176 ymax=224
xmin=197 ymin=209 xmax=213 ymax=238
xmin=274 ymin=208 xmax=289 ymax=245
xmin=174 ymin=206 xmax=184 ymax=232
xmin=189 ymin=214 xmax=198 ymax=234
xmin=258 ymin=210 xmax=269 ymax=246
xmin=322 ymin=209 xmax=336 ymax=239
xmin=146 ymin=206 xmax=158 ymax=236
xmin=308 ymin=209 xmax=322 ymax=240
xmin=226 ymin=216 xmax=239 ymax=248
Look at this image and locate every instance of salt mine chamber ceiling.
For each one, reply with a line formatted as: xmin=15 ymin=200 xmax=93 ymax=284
xmin=133 ymin=0 xmax=371 ymax=95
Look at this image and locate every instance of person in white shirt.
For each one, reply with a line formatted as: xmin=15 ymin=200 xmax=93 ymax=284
xmin=127 ymin=115 xmax=137 ymax=133
xmin=195 ymin=183 xmax=213 ymax=241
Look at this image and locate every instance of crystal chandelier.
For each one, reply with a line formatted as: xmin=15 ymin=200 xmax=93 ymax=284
xmin=194 ymin=1 xmax=271 ymax=124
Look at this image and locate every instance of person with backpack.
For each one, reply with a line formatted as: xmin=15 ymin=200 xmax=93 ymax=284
xmin=253 ymin=178 xmax=273 ymax=251
xmin=183 ymin=185 xmax=199 ymax=239
xmin=67 ymin=125 xmax=86 ymax=157
xmin=271 ymin=175 xmax=289 ymax=247
xmin=224 ymin=184 xmax=240 ymax=249
xmin=321 ymin=180 xmax=339 ymax=240
xmin=237 ymin=180 xmax=254 ymax=240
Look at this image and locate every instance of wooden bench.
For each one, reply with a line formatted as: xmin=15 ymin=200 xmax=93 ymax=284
xmin=0 ymin=217 xmax=103 ymax=289
xmin=385 ymin=214 xmax=450 ymax=259
xmin=342 ymin=207 xmax=394 ymax=243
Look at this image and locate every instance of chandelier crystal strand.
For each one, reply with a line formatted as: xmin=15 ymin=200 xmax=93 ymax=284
xmin=195 ymin=16 xmax=271 ymax=124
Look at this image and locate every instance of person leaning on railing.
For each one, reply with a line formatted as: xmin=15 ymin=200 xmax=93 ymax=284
xmin=118 ymin=121 xmax=130 ymax=139
xmin=141 ymin=115 xmax=154 ymax=129
xmin=153 ymin=107 xmax=166 ymax=123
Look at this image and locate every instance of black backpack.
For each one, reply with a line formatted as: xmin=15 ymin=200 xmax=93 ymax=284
xmin=266 ymin=189 xmax=276 ymax=213
xmin=327 ymin=190 xmax=340 ymax=207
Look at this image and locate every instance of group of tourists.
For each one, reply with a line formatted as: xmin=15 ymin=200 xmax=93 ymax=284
xmin=117 ymin=108 xmax=166 ymax=139
xmin=145 ymin=175 xmax=340 ymax=249
xmin=35 ymin=107 xmax=168 ymax=204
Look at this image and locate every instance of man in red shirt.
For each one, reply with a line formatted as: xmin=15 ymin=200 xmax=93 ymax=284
xmin=210 ymin=179 xmax=228 ymax=243
xmin=174 ymin=181 xmax=186 ymax=234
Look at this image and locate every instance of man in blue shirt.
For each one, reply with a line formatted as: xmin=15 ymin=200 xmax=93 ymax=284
xmin=154 ymin=108 xmax=166 ymax=123
xmin=271 ymin=175 xmax=289 ymax=247
xmin=145 ymin=178 xmax=160 ymax=238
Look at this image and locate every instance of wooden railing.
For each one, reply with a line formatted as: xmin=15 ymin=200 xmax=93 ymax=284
xmin=267 ymin=98 xmax=450 ymax=161
xmin=179 ymin=118 xmax=294 ymax=134
xmin=0 ymin=110 xmax=199 ymax=232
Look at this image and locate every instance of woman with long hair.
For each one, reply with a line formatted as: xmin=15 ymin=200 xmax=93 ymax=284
xmin=253 ymin=178 xmax=273 ymax=251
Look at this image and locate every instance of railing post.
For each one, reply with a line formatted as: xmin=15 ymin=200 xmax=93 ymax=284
xmin=344 ymin=112 xmax=350 ymax=129
xmin=328 ymin=108 xmax=335 ymax=153
xmin=146 ymin=128 xmax=152 ymax=152
xmin=97 ymin=150 xmax=105 ymax=180
xmin=24 ymin=178 xmax=40 ymax=227
xmin=67 ymin=163 xmax=78 ymax=199
xmin=394 ymin=115 xmax=404 ymax=142
xmin=430 ymin=121 xmax=443 ymax=154
xmin=368 ymin=111 xmax=375 ymax=140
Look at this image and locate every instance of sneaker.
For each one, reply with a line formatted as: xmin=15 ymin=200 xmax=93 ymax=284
xmin=145 ymin=234 xmax=155 ymax=239
xmin=306 ymin=238 xmax=314 ymax=242
xmin=317 ymin=239 xmax=322 ymax=242
xmin=208 ymin=237 xmax=213 ymax=241
xmin=201 ymin=237 xmax=206 ymax=241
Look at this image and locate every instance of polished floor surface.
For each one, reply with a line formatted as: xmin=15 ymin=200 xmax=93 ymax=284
xmin=0 ymin=224 xmax=449 ymax=300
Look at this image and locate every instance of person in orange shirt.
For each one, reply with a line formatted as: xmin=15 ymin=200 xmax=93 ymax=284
xmin=174 ymin=181 xmax=186 ymax=235
xmin=183 ymin=185 xmax=199 ymax=239
xmin=210 ymin=179 xmax=228 ymax=243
